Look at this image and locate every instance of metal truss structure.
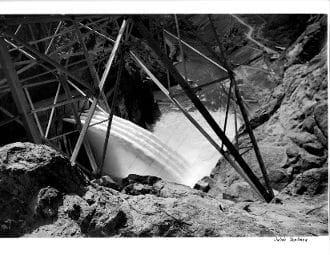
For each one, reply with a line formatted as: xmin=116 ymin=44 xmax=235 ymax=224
xmin=0 ymin=15 xmax=274 ymax=202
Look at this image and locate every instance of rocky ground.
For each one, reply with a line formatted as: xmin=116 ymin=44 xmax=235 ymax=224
xmin=0 ymin=142 xmax=327 ymax=237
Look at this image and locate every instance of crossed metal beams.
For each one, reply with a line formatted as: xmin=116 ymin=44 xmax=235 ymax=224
xmin=0 ymin=15 xmax=274 ymax=202
xmin=0 ymin=15 xmax=119 ymax=175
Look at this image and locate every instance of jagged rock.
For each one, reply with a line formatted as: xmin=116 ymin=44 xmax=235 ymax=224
xmin=209 ymin=25 xmax=327 ymax=236
xmin=0 ymin=142 xmax=327 ymax=237
xmin=0 ymin=142 xmax=87 ymax=236
xmin=314 ymin=103 xmax=328 ymax=138
xmin=223 ymin=182 xmax=260 ymax=202
xmin=194 ymin=176 xmax=212 ymax=192
xmin=122 ymin=174 xmax=162 ymax=187
xmin=283 ymin=167 xmax=328 ymax=196
xmin=91 ymin=175 xmax=122 ymax=191
xmin=285 ymin=17 xmax=327 ymax=66
xmin=35 ymin=187 xmax=62 ymax=219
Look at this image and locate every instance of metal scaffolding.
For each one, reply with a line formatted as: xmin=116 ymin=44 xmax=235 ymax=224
xmin=0 ymin=15 xmax=274 ymax=202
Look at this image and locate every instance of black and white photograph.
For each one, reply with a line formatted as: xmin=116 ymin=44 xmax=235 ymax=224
xmin=0 ymin=0 xmax=328 ymax=253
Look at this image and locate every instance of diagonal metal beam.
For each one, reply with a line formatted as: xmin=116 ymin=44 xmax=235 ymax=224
xmin=73 ymin=19 xmax=110 ymax=113
xmin=131 ymin=50 xmax=264 ymax=199
xmin=0 ymin=37 xmax=42 ymax=143
xmin=164 ymin=29 xmax=228 ymax=73
xmin=70 ymin=19 xmax=127 ymax=166
xmin=1 ymin=31 xmax=95 ymax=94
xmin=208 ymin=14 xmax=274 ymax=198
xmin=134 ymin=17 xmax=273 ymax=202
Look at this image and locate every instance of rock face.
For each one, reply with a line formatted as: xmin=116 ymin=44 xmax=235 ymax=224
xmin=0 ymin=142 xmax=327 ymax=237
xmin=207 ymin=17 xmax=327 ymax=235
xmin=210 ymin=47 xmax=327 ymax=199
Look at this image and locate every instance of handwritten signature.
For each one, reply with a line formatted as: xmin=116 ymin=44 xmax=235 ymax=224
xmin=274 ymin=236 xmax=308 ymax=242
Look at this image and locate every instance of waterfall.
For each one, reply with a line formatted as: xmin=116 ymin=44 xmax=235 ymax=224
xmin=65 ymin=111 xmax=190 ymax=184
xmin=64 ymin=104 xmax=239 ymax=187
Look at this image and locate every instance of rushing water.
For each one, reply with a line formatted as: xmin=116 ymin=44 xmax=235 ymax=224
xmin=153 ymin=84 xmax=240 ymax=186
xmin=66 ymin=53 xmax=241 ymax=186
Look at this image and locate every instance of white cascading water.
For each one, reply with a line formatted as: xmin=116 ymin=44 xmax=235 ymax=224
xmin=65 ymin=111 xmax=189 ymax=184
xmin=65 ymin=103 xmax=239 ymax=187
xmin=65 ymin=55 xmax=240 ymax=186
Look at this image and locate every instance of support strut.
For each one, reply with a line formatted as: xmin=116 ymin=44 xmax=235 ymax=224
xmin=133 ymin=17 xmax=273 ymax=202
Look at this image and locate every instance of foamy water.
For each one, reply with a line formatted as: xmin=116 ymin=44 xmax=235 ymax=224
xmin=152 ymin=107 xmax=239 ymax=186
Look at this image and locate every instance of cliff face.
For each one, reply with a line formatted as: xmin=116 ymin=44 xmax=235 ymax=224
xmin=0 ymin=142 xmax=327 ymax=237
xmin=208 ymin=45 xmax=327 ymax=198
xmin=205 ymin=17 xmax=328 ymax=232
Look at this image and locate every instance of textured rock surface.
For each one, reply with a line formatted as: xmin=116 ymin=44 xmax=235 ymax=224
xmin=207 ymin=19 xmax=327 ymax=237
xmin=0 ymin=143 xmax=327 ymax=237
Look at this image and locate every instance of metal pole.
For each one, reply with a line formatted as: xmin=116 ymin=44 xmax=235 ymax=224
xmin=100 ymin=50 xmax=125 ymax=171
xmin=164 ymin=29 xmax=228 ymax=73
xmin=221 ymin=81 xmax=233 ymax=150
xmin=163 ymin=30 xmax=171 ymax=91
xmin=59 ymin=74 xmax=99 ymax=174
xmin=24 ymin=87 xmax=45 ymax=137
xmin=45 ymin=82 xmax=61 ymax=138
xmin=73 ymin=19 xmax=111 ymax=113
xmin=70 ymin=19 xmax=127 ymax=166
xmin=208 ymin=14 xmax=274 ymax=198
xmin=174 ymin=14 xmax=188 ymax=81
xmin=233 ymin=78 xmax=274 ymax=197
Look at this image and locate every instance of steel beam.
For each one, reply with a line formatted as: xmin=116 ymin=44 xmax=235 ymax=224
xmin=134 ymin=18 xmax=273 ymax=202
xmin=1 ymin=31 xmax=95 ymax=94
xmin=0 ymin=37 xmax=42 ymax=143
xmin=70 ymin=19 xmax=127 ymax=166
xmin=208 ymin=15 xmax=274 ymax=198
xmin=59 ymin=74 xmax=99 ymax=174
